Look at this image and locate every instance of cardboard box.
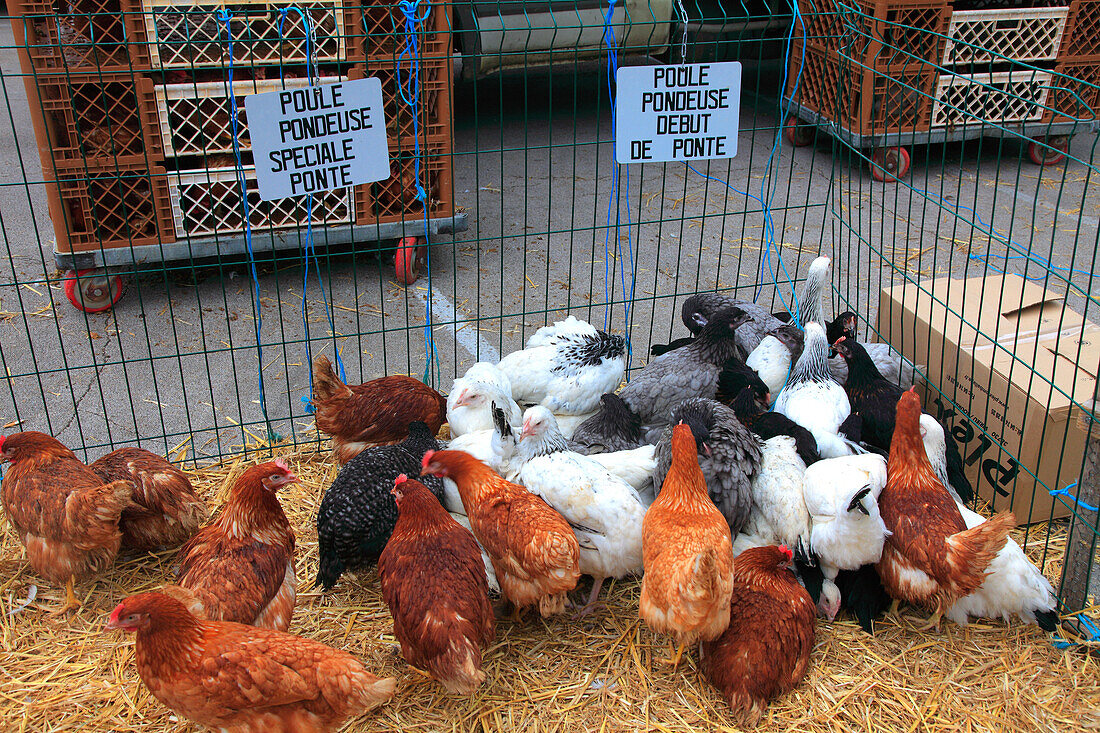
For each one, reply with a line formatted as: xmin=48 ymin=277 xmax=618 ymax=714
xmin=877 ymin=274 xmax=1099 ymax=522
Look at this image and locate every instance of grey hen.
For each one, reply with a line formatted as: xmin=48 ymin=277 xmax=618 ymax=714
xmin=653 ymin=398 xmax=762 ymax=534
xmin=567 ymin=393 xmax=650 ymax=454
xmin=619 ymin=306 xmax=749 ymax=429
xmin=680 ymin=293 xmax=786 ymax=359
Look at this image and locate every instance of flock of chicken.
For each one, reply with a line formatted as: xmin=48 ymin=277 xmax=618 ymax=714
xmin=0 ymin=257 xmax=1060 ymax=731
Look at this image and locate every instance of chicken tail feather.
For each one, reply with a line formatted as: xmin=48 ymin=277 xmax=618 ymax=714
xmin=846 ymin=485 xmax=872 ymax=515
xmin=944 ymin=511 xmax=1014 ymax=597
xmin=1035 ymin=609 xmax=1059 ymax=633
xmin=311 ymin=354 xmax=351 ymax=405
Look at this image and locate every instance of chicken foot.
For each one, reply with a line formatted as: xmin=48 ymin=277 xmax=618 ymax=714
xmin=48 ymin=576 xmax=81 ymax=616
xmin=572 ymin=576 xmax=607 ymax=619
xmin=916 ymin=608 xmax=943 ymax=633
xmin=657 ymin=641 xmax=688 ymax=670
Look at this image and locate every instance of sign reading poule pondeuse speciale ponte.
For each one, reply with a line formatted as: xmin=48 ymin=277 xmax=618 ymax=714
xmin=614 ymin=62 xmax=742 ymax=164
xmin=246 ymin=78 xmax=391 ymax=200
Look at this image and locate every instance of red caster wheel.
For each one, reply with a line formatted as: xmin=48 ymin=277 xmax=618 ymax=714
xmin=64 ymin=268 xmax=124 ymax=313
xmin=784 ymin=117 xmax=815 ymax=147
xmin=394 ymin=237 xmax=426 ymax=285
xmin=1027 ymin=136 xmax=1069 ymax=166
xmin=870 ymin=147 xmax=911 ymax=182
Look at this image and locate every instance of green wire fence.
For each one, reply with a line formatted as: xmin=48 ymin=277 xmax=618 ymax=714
xmin=0 ymin=0 xmax=1097 ymax=635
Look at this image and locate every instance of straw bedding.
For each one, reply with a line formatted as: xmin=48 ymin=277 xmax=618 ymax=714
xmin=2 ymin=446 xmax=1098 ymax=733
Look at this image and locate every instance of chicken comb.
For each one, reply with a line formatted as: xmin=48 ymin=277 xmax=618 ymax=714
xmin=421 ymin=450 xmax=436 ymax=469
xmin=833 ymin=335 xmax=847 ymax=345
xmin=0 ymin=435 xmax=5 ymax=452
xmin=394 ymin=473 xmax=408 ymax=488
xmin=272 ymin=458 xmax=291 ymax=472
xmin=778 ymin=545 xmax=793 ymax=561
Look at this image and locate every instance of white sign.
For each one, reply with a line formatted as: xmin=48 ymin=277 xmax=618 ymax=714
xmin=246 ymin=78 xmax=390 ymax=200
xmin=615 ymin=62 xmax=742 ymax=164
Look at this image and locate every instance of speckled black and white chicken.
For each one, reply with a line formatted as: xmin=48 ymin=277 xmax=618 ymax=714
xmin=315 ymin=422 xmax=445 ymax=591
xmin=619 ymin=306 xmax=748 ymax=432
xmin=774 ymin=322 xmax=862 ymax=459
xmin=653 ymin=398 xmax=762 ymax=535
xmin=495 ymin=316 xmax=625 ymax=415
xmin=446 ymin=362 xmax=522 ymax=437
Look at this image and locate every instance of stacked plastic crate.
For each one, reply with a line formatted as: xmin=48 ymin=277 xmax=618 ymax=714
xmin=1047 ymin=0 xmax=1100 ymax=126
xmin=787 ymin=0 xmax=1093 ymax=179
xmin=9 ymin=0 xmax=171 ymax=258
xmin=10 ymin=1 xmax=455 ymax=300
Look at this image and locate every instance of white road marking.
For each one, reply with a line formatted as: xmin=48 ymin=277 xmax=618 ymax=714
xmin=413 ymin=285 xmax=500 ymax=363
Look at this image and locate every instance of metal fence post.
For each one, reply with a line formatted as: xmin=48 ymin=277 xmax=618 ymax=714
xmin=1061 ymin=381 xmax=1100 ymax=615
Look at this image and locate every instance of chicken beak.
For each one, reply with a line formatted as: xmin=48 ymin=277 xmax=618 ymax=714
xmin=453 ymin=389 xmax=469 ymax=407
xmin=703 ymin=443 xmax=712 ymax=457
xmin=520 ymin=421 xmax=534 ymax=439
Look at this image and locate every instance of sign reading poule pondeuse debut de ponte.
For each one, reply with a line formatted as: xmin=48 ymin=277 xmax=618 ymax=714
xmin=614 ymin=62 xmax=742 ymax=164
xmin=246 ymin=78 xmax=390 ymax=200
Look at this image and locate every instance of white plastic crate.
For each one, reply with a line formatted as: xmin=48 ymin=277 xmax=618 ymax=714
xmin=166 ymin=166 xmax=354 ymax=238
xmin=942 ymin=7 xmax=1070 ymax=65
xmin=141 ymin=0 xmax=352 ymax=69
xmin=153 ymin=76 xmax=345 ymax=157
xmin=930 ymin=70 xmax=1053 ymax=127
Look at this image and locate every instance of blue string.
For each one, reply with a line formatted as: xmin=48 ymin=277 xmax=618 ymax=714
xmin=218 ymin=8 xmax=277 ymax=440
xmin=274 ymin=6 xmax=347 ymax=413
xmin=397 ymin=0 xmax=440 ymax=385
xmin=601 ymin=0 xmax=636 ymax=367
xmin=1050 ymin=481 xmax=1100 ymax=513
xmin=1052 ymin=614 xmax=1100 ymax=650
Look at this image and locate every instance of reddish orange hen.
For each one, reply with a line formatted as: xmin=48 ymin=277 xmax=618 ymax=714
xmin=311 ymin=355 xmax=446 ymax=464
xmin=171 ymin=460 xmax=298 ymax=631
xmin=0 ymin=431 xmax=133 ymax=611
xmin=640 ymin=422 xmax=734 ymax=666
xmin=421 ymin=449 xmax=580 ymax=618
xmin=379 ymin=474 xmax=495 ymax=694
xmin=107 ymin=591 xmax=396 ymax=733
xmin=90 ymin=446 xmax=206 ymax=551
xmin=701 ymin=545 xmax=816 ymax=725
xmin=876 ymin=388 xmax=1014 ymax=630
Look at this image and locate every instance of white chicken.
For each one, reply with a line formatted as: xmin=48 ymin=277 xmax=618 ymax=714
xmin=446 ymin=369 xmax=523 ymax=438
xmin=587 ymin=444 xmax=656 ymax=498
xmin=508 ymin=415 xmax=646 ymax=611
xmin=448 ymin=510 xmax=501 ymax=595
xmin=740 ymin=436 xmax=811 ymax=560
xmin=919 ymin=418 xmax=1058 ymax=631
xmin=774 ymin=322 xmax=861 ymax=458
xmin=745 ymin=324 xmax=801 ymax=405
xmin=496 ymin=316 xmax=626 ymax=415
xmin=803 ymin=453 xmax=890 ymax=620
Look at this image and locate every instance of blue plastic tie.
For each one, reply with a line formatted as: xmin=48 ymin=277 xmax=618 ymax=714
xmin=601 ymin=0 xmax=636 ymax=368
xmin=274 ymin=6 xmax=347 ymax=413
xmin=1049 ymin=482 xmax=1100 ymax=513
xmin=1052 ymin=613 xmax=1100 ymax=650
xmin=219 ymin=9 xmax=279 ymax=442
xmin=397 ymin=0 xmax=440 ymax=385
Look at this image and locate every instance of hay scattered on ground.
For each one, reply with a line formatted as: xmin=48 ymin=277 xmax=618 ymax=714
xmin=2 ymin=447 xmax=1099 ymax=733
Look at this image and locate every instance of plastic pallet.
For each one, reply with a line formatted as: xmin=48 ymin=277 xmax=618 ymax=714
xmin=942 ymin=7 xmax=1070 ymax=65
xmin=1062 ymin=0 xmax=1100 ymax=61
xmin=798 ymin=0 xmax=950 ymax=67
xmin=790 ymin=44 xmax=938 ymax=135
xmin=930 ymin=69 xmax=1053 ymax=126
xmin=140 ymin=0 xmax=360 ymax=69
xmin=354 ymin=145 xmax=453 ymax=223
xmin=7 ymin=0 xmax=150 ymax=75
xmin=166 ymin=165 xmax=354 ymax=238
xmin=26 ymin=73 xmax=161 ymax=173
xmin=1043 ymin=59 xmax=1100 ymax=122
xmin=361 ymin=1 xmax=452 ymax=61
xmin=48 ymin=164 xmax=173 ymax=254
xmin=146 ymin=74 xmax=347 ymax=158
xmin=354 ymin=60 xmax=452 ymax=151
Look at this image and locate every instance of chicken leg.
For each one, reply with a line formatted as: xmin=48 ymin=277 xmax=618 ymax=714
xmin=49 ymin=576 xmax=81 ymax=615
xmin=572 ymin=576 xmax=607 ymax=619
xmin=917 ymin=608 xmax=943 ymax=633
xmin=657 ymin=641 xmax=687 ymax=669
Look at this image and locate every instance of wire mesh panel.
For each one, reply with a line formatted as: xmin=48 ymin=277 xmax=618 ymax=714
xmin=0 ymin=0 xmax=1099 ymax=727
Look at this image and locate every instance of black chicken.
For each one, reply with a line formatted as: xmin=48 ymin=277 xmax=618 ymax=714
xmin=567 ymin=393 xmax=649 ymax=454
xmin=715 ymin=355 xmax=770 ymax=406
xmin=729 ymin=386 xmax=819 ymax=466
xmin=832 ymin=337 xmax=972 ymax=502
xmin=315 ymin=421 xmax=445 ymax=590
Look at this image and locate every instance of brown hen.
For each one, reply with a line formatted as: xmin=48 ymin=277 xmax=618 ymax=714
xmin=311 ymin=354 xmax=446 ymax=464
xmin=701 ymin=545 xmax=816 ymax=725
xmin=107 ymin=591 xmax=395 ymax=733
xmin=171 ymin=460 xmax=297 ymax=631
xmin=379 ymin=474 xmax=495 ymax=694
xmin=0 ymin=431 xmax=133 ymax=611
xmin=420 ymin=449 xmax=580 ymax=618
xmin=90 ymin=446 xmax=206 ymax=551
xmin=876 ymin=389 xmax=1014 ymax=630
xmin=640 ymin=422 xmax=734 ymax=667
